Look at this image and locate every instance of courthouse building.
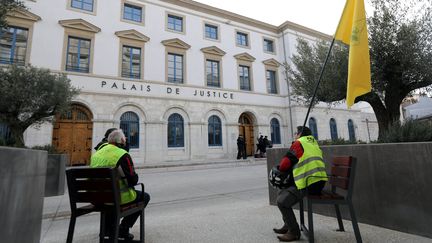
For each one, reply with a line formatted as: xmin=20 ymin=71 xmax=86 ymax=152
xmin=2 ymin=0 xmax=378 ymax=165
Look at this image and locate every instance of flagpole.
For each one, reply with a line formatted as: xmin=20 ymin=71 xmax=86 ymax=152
xmin=301 ymin=38 xmax=336 ymax=130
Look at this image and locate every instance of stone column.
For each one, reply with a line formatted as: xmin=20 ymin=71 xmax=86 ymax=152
xmin=189 ymin=122 xmax=206 ymax=160
xmin=144 ymin=121 xmax=164 ymax=163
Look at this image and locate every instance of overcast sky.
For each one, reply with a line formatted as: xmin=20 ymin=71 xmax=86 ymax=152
xmin=193 ymin=0 xmax=366 ymax=35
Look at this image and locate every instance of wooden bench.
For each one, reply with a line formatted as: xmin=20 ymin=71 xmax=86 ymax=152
xmin=66 ymin=167 xmax=145 ymax=243
xmin=299 ymin=156 xmax=362 ymax=243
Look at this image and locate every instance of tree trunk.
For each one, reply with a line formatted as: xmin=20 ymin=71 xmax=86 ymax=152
xmin=370 ymin=104 xmax=389 ymax=140
xmin=365 ymin=93 xmax=403 ymax=140
xmin=9 ymin=126 xmax=26 ymax=147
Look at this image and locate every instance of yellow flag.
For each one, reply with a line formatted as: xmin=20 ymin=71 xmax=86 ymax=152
xmin=334 ymin=0 xmax=371 ymax=108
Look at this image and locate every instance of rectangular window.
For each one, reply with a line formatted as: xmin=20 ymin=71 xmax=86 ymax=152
xmin=206 ymin=59 xmax=220 ymax=87
xmin=239 ymin=65 xmax=251 ymax=91
xmin=236 ymin=32 xmax=248 ymax=46
xmin=167 ymin=53 xmax=183 ymax=83
xmin=123 ymin=4 xmax=142 ymax=23
xmin=266 ymin=70 xmax=277 ymax=94
xmin=205 ymin=24 xmax=218 ymax=40
xmin=167 ymin=14 xmax=183 ymax=32
xmin=122 ymin=45 xmax=141 ymax=79
xmin=0 ymin=26 xmax=28 ymax=65
xmin=71 ymin=0 xmax=94 ymax=12
xmin=66 ymin=36 xmax=91 ymax=73
xmin=264 ymin=39 xmax=274 ymax=53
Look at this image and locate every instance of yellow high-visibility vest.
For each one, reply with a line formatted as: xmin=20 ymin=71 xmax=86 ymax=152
xmin=292 ymin=136 xmax=328 ymax=190
xmin=90 ymin=144 xmax=137 ymax=204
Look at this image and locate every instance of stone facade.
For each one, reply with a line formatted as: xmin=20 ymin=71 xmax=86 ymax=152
xmin=9 ymin=0 xmax=378 ymax=165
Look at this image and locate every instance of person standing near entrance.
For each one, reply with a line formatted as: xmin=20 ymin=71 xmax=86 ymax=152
xmin=95 ymin=127 xmax=130 ymax=152
xmin=94 ymin=128 xmax=116 ymax=151
xmin=257 ymin=135 xmax=264 ymax=156
xmin=262 ymin=135 xmax=270 ymax=156
xmin=90 ymin=129 xmax=150 ymax=240
xmin=236 ymin=135 xmax=247 ymax=159
xmin=272 ymin=126 xmax=327 ymax=242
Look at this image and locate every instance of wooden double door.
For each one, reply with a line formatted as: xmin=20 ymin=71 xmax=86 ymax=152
xmin=52 ymin=105 xmax=93 ymax=166
xmin=238 ymin=113 xmax=255 ymax=156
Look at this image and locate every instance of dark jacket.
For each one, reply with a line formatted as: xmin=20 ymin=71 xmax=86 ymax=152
xmin=116 ymin=153 xmax=138 ymax=187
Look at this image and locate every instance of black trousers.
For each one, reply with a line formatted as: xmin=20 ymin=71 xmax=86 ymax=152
xmin=105 ymin=190 xmax=151 ymax=232
xmin=276 ymin=181 xmax=325 ymax=232
xmin=237 ymin=146 xmax=246 ymax=159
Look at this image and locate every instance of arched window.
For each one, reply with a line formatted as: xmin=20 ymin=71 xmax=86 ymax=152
xmin=208 ymin=115 xmax=222 ymax=146
xmin=270 ymin=118 xmax=281 ymax=144
xmin=348 ymin=119 xmax=356 ymax=142
xmin=309 ymin=117 xmax=318 ymax=139
xmin=0 ymin=123 xmax=11 ymax=144
xmin=329 ymin=118 xmax=338 ymax=141
xmin=168 ymin=113 xmax=184 ymax=147
xmin=120 ymin=111 xmax=139 ymax=148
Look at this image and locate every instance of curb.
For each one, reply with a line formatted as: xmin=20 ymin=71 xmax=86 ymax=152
xmin=135 ymin=158 xmax=267 ymax=170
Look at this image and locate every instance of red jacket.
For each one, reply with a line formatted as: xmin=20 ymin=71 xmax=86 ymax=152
xmin=279 ymin=140 xmax=304 ymax=172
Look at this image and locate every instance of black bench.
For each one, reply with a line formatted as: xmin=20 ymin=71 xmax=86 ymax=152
xmin=66 ymin=167 xmax=145 ymax=243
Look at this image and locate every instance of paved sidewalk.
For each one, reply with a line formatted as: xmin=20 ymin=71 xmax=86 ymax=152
xmin=41 ymin=159 xmax=432 ymax=243
xmin=42 ymin=158 xmax=266 ymax=220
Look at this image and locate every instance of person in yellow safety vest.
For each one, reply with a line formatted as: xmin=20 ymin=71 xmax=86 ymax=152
xmin=94 ymin=127 xmax=130 ymax=152
xmin=90 ymin=129 xmax=150 ymax=241
xmin=273 ymin=126 xmax=327 ymax=242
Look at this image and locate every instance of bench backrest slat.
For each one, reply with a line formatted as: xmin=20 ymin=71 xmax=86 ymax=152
xmin=66 ymin=167 xmax=121 ymax=206
xmin=331 ymin=166 xmax=351 ymax=178
xmin=332 ymin=156 xmax=352 ymax=166
xmin=329 ymin=177 xmax=349 ymax=190
xmin=75 ymin=192 xmax=115 ymax=203
xmin=74 ymin=179 xmax=114 ymax=191
xmin=328 ymin=156 xmax=357 ymax=199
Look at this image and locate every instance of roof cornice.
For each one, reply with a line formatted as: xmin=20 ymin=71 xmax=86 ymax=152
xmin=159 ymin=0 xmax=279 ymax=33
xmin=278 ymin=20 xmax=332 ymax=40
xmin=160 ymin=0 xmax=332 ymax=40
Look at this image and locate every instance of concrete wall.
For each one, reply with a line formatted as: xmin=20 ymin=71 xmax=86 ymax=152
xmin=0 ymin=146 xmax=47 ymax=243
xmin=44 ymin=154 xmax=67 ymax=197
xmin=267 ymin=142 xmax=432 ymax=239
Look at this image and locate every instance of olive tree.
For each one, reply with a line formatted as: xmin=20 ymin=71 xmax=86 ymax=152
xmin=0 ymin=65 xmax=79 ymax=147
xmin=287 ymin=0 xmax=432 ymax=139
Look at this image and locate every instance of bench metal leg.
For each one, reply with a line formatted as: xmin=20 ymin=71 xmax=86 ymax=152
xmin=299 ymin=199 xmax=305 ymax=228
xmin=139 ymin=210 xmax=145 ymax=243
xmin=67 ymin=214 xmax=76 ymax=243
xmin=334 ymin=204 xmax=345 ymax=231
xmin=307 ymin=201 xmax=314 ymax=243
xmin=348 ymin=202 xmax=362 ymax=243
xmin=100 ymin=212 xmax=106 ymax=243
xmin=113 ymin=215 xmax=120 ymax=243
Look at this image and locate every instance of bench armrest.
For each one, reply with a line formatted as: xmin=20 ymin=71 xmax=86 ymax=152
xmin=135 ymin=182 xmax=145 ymax=193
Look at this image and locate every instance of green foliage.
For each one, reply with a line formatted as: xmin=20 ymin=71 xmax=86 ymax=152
xmin=31 ymin=144 xmax=60 ymax=154
xmin=318 ymin=138 xmax=365 ymax=146
xmin=0 ymin=65 xmax=79 ymax=147
xmin=288 ymin=39 xmax=348 ymax=104
xmin=287 ymin=0 xmax=432 ymax=139
xmin=0 ymin=0 xmax=25 ymax=29
xmin=0 ymin=137 xmax=15 ymax=146
xmin=377 ymin=120 xmax=432 ymax=143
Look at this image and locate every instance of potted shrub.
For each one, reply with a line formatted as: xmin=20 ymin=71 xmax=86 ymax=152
xmin=32 ymin=145 xmax=67 ymax=197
